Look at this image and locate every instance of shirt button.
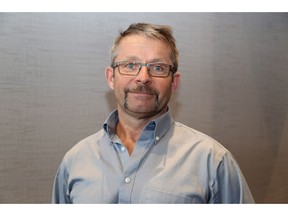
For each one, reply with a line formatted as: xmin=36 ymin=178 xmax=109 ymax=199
xmin=120 ymin=146 xmax=126 ymax=152
xmin=124 ymin=177 xmax=131 ymax=183
xmin=155 ymin=136 xmax=160 ymax=141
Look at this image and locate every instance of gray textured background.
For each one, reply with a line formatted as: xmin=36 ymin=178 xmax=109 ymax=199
xmin=0 ymin=13 xmax=287 ymax=203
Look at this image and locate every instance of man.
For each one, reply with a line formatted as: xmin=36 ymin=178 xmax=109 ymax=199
xmin=52 ymin=23 xmax=254 ymax=203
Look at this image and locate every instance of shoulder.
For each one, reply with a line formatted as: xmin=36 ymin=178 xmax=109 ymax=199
xmin=172 ymin=121 xmax=231 ymax=162
xmin=62 ymin=129 xmax=107 ymax=166
xmin=171 ymin=122 xmax=243 ymax=176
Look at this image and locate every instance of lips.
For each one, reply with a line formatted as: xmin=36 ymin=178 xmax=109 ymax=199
xmin=125 ymin=85 xmax=158 ymax=96
xmin=130 ymin=92 xmax=155 ymax=101
xmin=123 ymin=85 xmax=159 ymax=110
xmin=129 ymin=91 xmax=155 ymax=95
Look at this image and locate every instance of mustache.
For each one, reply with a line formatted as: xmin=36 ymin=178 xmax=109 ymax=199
xmin=125 ymin=85 xmax=159 ymax=95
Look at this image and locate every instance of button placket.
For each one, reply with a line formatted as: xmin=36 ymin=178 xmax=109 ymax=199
xmin=118 ymin=127 xmax=156 ymax=203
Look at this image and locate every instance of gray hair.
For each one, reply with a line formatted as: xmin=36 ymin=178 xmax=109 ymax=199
xmin=110 ymin=23 xmax=179 ymax=73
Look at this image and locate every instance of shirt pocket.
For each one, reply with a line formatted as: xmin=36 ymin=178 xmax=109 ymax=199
xmin=140 ymin=185 xmax=204 ymax=204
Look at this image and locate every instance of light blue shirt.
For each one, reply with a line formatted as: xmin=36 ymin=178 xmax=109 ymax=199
xmin=52 ymin=110 xmax=254 ymax=203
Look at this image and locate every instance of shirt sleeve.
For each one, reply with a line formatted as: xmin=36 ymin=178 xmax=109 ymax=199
xmin=52 ymin=161 xmax=70 ymax=204
xmin=209 ymin=152 xmax=255 ymax=203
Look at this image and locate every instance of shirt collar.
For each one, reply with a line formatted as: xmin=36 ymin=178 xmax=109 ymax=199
xmin=103 ymin=109 xmax=174 ymax=143
xmin=103 ymin=110 xmax=119 ymax=138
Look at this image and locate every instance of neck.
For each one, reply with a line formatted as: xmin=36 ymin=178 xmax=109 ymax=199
xmin=115 ymin=106 xmax=168 ymax=155
xmin=115 ymin=120 xmax=143 ymax=155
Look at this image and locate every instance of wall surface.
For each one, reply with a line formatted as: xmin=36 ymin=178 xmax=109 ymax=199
xmin=0 ymin=13 xmax=287 ymax=203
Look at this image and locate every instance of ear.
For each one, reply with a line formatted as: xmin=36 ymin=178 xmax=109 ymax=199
xmin=105 ymin=67 xmax=115 ymax=90
xmin=171 ymin=72 xmax=180 ymax=91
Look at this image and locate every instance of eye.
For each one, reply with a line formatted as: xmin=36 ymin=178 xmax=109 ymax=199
xmin=152 ymin=64 xmax=164 ymax=72
xmin=125 ymin=62 xmax=137 ymax=70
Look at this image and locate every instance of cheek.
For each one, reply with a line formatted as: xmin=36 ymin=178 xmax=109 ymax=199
xmin=113 ymin=83 xmax=123 ymax=97
xmin=157 ymin=83 xmax=173 ymax=100
xmin=112 ymin=79 xmax=129 ymax=98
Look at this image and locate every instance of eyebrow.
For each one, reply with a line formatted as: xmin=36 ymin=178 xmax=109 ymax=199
xmin=123 ymin=56 xmax=166 ymax=63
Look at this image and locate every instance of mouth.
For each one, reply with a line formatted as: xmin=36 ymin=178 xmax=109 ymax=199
xmin=124 ymin=85 xmax=159 ymax=104
xmin=129 ymin=91 xmax=155 ymax=96
xmin=125 ymin=85 xmax=158 ymax=95
xmin=123 ymin=86 xmax=159 ymax=110
xmin=129 ymin=92 xmax=155 ymax=100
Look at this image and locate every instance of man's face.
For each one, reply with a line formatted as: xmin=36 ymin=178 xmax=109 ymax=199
xmin=106 ymin=35 xmax=180 ymax=119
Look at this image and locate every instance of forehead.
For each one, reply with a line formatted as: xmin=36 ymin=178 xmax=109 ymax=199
xmin=115 ymin=35 xmax=172 ymax=62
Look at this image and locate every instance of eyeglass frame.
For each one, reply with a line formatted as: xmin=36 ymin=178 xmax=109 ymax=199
xmin=111 ymin=61 xmax=176 ymax=78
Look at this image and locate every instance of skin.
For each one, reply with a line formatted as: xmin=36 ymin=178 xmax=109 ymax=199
xmin=105 ymin=35 xmax=180 ymax=155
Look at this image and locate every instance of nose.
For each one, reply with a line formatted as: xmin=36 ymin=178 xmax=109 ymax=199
xmin=136 ymin=65 xmax=152 ymax=84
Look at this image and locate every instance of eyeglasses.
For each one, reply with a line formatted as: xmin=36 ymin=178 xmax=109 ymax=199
xmin=111 ymin=61 xmax=174 ymax=77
